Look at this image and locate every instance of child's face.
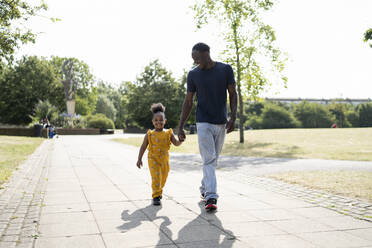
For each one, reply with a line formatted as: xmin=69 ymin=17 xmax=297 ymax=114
xmin=152 ymin=113 xmax=166 ymax=130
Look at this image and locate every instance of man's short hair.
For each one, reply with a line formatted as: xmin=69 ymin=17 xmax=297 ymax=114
xmin=192 ymin=42 xmax=210 ymax=53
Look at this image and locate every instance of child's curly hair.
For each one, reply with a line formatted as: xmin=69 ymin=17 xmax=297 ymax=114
xmin=150 ymin=103 xmax=166 ymax=114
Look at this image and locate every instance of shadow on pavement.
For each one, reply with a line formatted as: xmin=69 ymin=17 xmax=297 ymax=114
xmin=170 ymin=154 xmax=294 ymax=172
xmin=118 ymin=204 xmax=172 ymax=245
xmin=155 ymin=201 xmax=236 ymax=247
xmin=117 ymin=201 xmax=236 ymax=247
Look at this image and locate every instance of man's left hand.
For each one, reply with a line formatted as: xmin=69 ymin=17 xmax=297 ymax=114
xmin=225 ymin=118 xmax=235 ymax=133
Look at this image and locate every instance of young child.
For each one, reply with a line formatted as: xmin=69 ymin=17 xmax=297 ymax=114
xmin=136 ymin=103 xmax=183 ymax=205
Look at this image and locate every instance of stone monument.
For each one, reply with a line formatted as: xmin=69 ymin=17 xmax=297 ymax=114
xmin=61 ymin=59 xmax=77 ymax=116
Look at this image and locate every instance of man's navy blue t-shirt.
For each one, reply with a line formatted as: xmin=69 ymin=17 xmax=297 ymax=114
xmin=187 ymin=62 xmax=235 ymax=124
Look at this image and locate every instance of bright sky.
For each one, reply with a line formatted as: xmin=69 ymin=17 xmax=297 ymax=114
xmin=20 ymin=0 xmax=372 ymax=99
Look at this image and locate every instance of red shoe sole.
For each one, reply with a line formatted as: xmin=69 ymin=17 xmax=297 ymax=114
xmin=205 ymin=204 xmax=217 ymax=211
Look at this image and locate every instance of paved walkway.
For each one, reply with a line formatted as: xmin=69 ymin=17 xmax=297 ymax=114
xmin=0 ymin=135 xmax=371 ymax=248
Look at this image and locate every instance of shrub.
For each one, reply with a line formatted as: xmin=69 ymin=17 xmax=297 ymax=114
xmin=358 ymin=103 xmax=372 ymax=127
xmin=245 ymin=115 xmax=262 ymax=129
xmin=294 ymin=101 xmax=334 ymax=128
xmin=30 ymin=100 xmax=59 ymax=124
xmin=86 ymin=114 xmax=114 ymax=129
xmin=54 ymin=113 xmax=86 ymax=128
xmin=346 ymin=110 xmax=359 ymax=127
xmin=261 ymin=104 xmax=300 ymax=129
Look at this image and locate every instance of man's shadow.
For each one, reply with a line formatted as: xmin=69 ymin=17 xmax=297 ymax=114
xmin=156 ymin=201 xmax=236 ymax=247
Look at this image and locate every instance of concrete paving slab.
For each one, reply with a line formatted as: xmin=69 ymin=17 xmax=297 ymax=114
xmin=267 ymin=218 xmax=335 ymax=234
xmin=297 ymin=231 xmax=372 ymax=248
xmin=92 ymin=208 xmax=147 ymax=221
xmin=84 ymin=190 xmax=128 ymax=203
xmin=164 ymin=224 xmax=233 ymax=244
xmin=38 ymin=221 xmax=100 ymax=237
xmin=89 ymin=201 xmax=137 ymax=211
xmin=177 ymin=239 xmax=250 ymax=248
xmin=35 ymin=235 xmax=105 ymax=248
xmin=102 ymin=231 xmax=173 ymax=248
xmin=317 ymin=216 xmax=372 ymax=230
xmin=246 ymin=208 xmax=302 ymax=221
xmin=41 ymin=203 xmax=90 ymax=214
xmin=39 ymin=211 xmax=95 ymax=225
xmin=240 ymin=234 xmax=319 ymax=248
xmin=200 ymin=211 xmax=259 ymax=224
xmin=152 ymin=214 xmax=209 ymax=228
xmin=43 ymin=195 xmax=87 ymax=205
xmin=221 ymin=221 xmax=286 ymax=237
xmin=290 ymin=206 xmax=344 ymax=218
xmin=345 ymin=228 xmax=372 ymax=242
xmin=264 ymin=198 xmax=315 ymax=208
xmin=98 ymin=218 xmax=158 ymax=233
xmin=45 ymin=182 xmax=82 ymax=192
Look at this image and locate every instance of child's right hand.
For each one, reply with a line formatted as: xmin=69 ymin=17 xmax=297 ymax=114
xmin=136 ymin=160 xmax=143 ymax=169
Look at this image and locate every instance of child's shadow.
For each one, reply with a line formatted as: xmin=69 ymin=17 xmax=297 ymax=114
xmin=117 ymin=204 xmax=172 ymax=245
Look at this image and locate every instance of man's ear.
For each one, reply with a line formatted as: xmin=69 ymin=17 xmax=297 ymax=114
xmin=164 ymin=119 xmax=167 ymax=124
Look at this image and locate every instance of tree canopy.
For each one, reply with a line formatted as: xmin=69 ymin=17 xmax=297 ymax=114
xmin=192 ymin=0 xmax=287 ymax=143
xmin=0 ymin=56 xmax=64 ymax=124
xmin=0 ymin=56 xmax=95 ymax=125
xmin=364 ymin=28 xmax=372 ymax=48
xmin=124 ymin=60 xmax=185 ymax=129
xmin=0 ymin=0 xmax=48 ymax=62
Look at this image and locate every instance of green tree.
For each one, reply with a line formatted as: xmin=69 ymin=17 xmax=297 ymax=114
xmin=97 ymin=81 xmax=126 ymax=128
xmin=0 ymin=0 xmax=48 ymax=62
xmin=294 ymin=101 xmax=334 ymax=128
xmin=193 ymin=0 xmax=287 ymax=143
xmin=364 ymin=28 xmax=372 ymax=48
xmin=125 ymin=60 xmax=185 ymax=129
xmin=358 ymin=102 xmax=372 ymax=127
xmin=75 ymin=86 xmax=97 ymax=116
xmin=346 ymin=110 xmax=359 ymax=127
xmin=0 ymin=56 xmax=64 ymax=125
xmin=328 ymin=102 xmax=351 ymax=128
xmin=260 ymin=104 xmax=299 ymax=129
xmin=245 ymin=101 xmax=265 ymax=116
xmin=95 ymin=94 xmax=117 ymax=122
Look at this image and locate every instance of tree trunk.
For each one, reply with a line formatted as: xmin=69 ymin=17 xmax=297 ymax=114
xmin=237 ymin=80 xmax=244 ymax=143
xmin=233 ymin=25 xmax=244 ymax=143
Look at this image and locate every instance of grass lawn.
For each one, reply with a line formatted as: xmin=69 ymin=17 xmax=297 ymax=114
xmin=266 ymin=171 xmax=372 ymax=203
xmin=0 ymin=136 xmax=43 ymax=185
xmin=113 ymin=128 xmax=372 ymax=161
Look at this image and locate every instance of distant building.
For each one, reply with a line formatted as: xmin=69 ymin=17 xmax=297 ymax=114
xmin=264 ymin=98 xmax=372 ymax=105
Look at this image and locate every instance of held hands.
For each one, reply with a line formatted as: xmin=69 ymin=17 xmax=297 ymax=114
xmin=177 ymin=128 xmax=186 ymax=142
xmin=225 ymin=118 xmax=235 ymax=134
xmin=136 ymin=160 xmax=143 ymax=169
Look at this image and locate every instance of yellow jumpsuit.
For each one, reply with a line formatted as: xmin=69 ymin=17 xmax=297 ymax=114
xmin=147 ymin=128 xmax=172 ymax=198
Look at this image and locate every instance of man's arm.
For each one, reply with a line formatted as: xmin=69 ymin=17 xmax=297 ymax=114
xmin=178 ymin=91 xmax=195 ymax=141
xmin=226 ymin=83 xmax=237 ymax=133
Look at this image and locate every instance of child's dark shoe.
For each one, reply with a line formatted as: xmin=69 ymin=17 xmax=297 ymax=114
xmin=152 ymin=196 xmax=161 ymax=206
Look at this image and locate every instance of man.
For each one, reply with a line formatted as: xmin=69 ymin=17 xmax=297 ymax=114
xmin=178 ymin=42 xmax=237 ymax=211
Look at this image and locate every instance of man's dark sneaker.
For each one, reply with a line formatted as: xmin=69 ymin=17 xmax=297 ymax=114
xmin=152 ymin=197 xmax=161 ymax=206
xmin=205 ymin=198 xmax=217 ymax=211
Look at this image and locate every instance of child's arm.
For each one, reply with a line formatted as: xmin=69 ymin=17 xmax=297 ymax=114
xmin=136 ymin=133 xmax=149 ymax=168
xmin=171 ymin=133 xmax=183 ymax=146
